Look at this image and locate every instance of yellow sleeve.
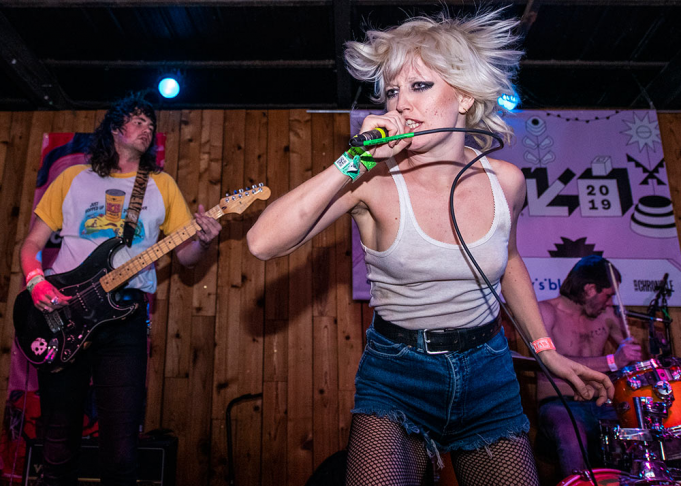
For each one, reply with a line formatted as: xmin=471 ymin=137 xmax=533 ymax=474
xmin=34 ymin=165 xmax=87 ymax=231
xmin=152 ymin=172 xmax=192 ymax=235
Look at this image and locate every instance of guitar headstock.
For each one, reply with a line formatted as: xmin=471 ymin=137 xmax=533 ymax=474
xmin=220 ymin=183 xmax=271 ymax=215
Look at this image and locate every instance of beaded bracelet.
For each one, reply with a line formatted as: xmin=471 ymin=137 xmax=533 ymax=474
xmin=531 ymin=337 xmax=556 ymax=354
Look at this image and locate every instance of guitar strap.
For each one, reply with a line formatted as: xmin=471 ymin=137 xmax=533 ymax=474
xmin=122 ymin=166 xmax=150 ymax=247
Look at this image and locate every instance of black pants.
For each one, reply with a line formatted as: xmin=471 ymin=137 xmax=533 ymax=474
xmin=37 ymin=307 xmax=148 ymax=486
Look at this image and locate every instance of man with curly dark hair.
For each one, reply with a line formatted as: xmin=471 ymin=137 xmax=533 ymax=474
xmin=19 ymin=92 xmax=221 ymax=485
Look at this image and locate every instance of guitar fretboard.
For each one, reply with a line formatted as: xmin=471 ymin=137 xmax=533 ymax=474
xmin=100 ymin=205 xmax=224 ymax=292
xmin=98 ymin=184 xmax=269 ymax=292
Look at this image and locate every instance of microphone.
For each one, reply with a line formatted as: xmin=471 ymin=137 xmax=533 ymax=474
xmin=349 ymin=128 xmax=387 ymax=147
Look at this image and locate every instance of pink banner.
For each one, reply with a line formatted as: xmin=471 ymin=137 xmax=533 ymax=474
xmin=351 ymin=110 xmax=681 ymax=307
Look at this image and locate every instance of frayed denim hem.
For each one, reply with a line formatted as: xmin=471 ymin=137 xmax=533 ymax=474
xmin=439 ymin=419 xmax=531 ymax=455
xmin=351 ymin=408 xmax=445 ymax=469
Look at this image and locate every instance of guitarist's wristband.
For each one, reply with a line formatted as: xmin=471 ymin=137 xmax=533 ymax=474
xmin=25 ymin=269 xmax=44 ymax=284
xmin=26 ymin=275 xmax=46 ymax=294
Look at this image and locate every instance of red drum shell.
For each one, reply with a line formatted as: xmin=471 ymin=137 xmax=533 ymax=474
xmin=612 ymin=358 xmax=681 ymax=429
xmin=557 ymin=468 xmax=624 ymax=485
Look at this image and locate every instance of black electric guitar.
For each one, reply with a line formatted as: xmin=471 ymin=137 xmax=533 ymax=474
xmin=13 ymin=184 xmax=270 ymax=373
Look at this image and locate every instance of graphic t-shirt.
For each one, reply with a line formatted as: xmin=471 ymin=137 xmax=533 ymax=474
xmin=35 ymin=165 xmax=192 ymax=293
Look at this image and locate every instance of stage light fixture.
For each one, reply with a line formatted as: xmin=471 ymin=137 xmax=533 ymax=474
xmin=498 ymin=92 xmax=519 ymax=111
xmin=158 ymin=76 xmax=180 ymax=99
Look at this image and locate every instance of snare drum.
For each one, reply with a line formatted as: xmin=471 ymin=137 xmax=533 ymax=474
xmin=557 ymin=468 xmax=624 ymax=485
xmin=612 ymin=359 xmax=681 ymax=429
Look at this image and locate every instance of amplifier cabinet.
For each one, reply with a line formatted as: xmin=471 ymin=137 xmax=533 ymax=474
xmin=22 ymin=436 xmax=177 ymax=486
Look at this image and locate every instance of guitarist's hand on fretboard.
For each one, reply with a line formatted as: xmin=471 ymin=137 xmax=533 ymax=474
xmin=194 ymin=204 xmax=222 ymax=250
xmin=29 ymin=279 xmax=71 ymax=314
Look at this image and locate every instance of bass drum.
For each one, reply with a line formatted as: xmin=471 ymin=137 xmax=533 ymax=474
xmin=557 ymin=468 xmax=624 ymax=486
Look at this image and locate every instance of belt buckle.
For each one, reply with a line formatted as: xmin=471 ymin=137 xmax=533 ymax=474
xmin=423 ymin=329 xmax=449 ymax=355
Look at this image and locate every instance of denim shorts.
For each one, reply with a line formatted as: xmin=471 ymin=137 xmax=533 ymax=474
xmin=352 ymin=323 xmax=530 ymax=462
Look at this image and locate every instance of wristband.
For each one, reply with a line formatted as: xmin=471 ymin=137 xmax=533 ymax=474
xmin=607 ymin=354 xmax=618 ymax=372
xmin=25 ymin=268 xmax=44 ymax=284
xmin=352 ymin=146 xmax=377 ymax=172
xmin=26 ymin=275 xmax=46 ymax=294
xmin=531 ymin=337 xmax=556 ymax=354
xmin=333 ymin=147 xmax=376 ymax=180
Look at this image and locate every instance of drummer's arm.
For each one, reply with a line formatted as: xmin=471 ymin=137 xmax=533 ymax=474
xmin=539 ymin=302 xmax=613 ymax=373
xmin=607 ymin=307 xmax=628 ymax=345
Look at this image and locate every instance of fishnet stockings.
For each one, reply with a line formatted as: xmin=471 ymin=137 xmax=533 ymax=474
xmin=450 ymin=433 xmax=539 ymax=486
xmin=346 ymin=413 xmax=538 ymax=486
xmin=346 ymin=413 xmax=430 ymax=486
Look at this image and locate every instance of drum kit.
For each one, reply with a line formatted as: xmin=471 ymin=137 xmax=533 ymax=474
xmin=558 ymin=270 xmax=679 ymax=486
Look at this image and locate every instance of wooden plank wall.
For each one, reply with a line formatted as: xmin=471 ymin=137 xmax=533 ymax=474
xmin=0 ymin=110 xmax=679 ymax=486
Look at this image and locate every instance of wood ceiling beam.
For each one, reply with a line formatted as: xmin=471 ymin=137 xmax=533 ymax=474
xmin=0 ymin=11 xmax=71 ymax=108
xmin=43 ymin=59 xmax=336 ymax=69
xmin=519 ymin=0 xmax=542 ymax=37
xmin=42 ymin=59 xmax=667 ymax=70
xmin=0 ymin=1 xmax=329 ymax=6
xmin=333 ymin=0 xmax=352 ymax=108
xmin=2 ymin=0 xmax=681 ymax=7
xmin=642 ymin=48 xmax=681 ymax=109
xmin=520 ymin=60 xmax=667 ymax=69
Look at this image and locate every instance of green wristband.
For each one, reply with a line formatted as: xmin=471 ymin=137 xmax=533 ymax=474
xmin=348 ymin=146 xmax=377 ymax=171
xmin=334 ymin=147 xmax=377 ymax=181
xmin=334 ymin=151 xmax=362 ymax=180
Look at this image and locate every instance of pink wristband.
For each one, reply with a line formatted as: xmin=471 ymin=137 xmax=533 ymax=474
xmin=531 ymin=337 xmax=556 ymax=354
xmin=607 ymin=354 xmax=618 ymax=372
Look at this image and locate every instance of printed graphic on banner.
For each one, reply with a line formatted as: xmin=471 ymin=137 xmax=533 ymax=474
xmin=350 ymin=110 xmax=681 ymax=306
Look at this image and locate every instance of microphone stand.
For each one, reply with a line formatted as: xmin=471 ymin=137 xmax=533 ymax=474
xmin=646 ymin=275 xmax=674 ymax=358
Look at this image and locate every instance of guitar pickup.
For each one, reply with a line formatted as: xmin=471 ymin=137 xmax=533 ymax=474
xmin=45 ymin=311 xmax=64 ymax=333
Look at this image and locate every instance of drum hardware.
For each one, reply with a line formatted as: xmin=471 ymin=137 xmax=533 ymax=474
xmin=594 ymin=358 xmax=681 ymax=485
xmin=558 ymin=467 xmax=677 ymax=485
xmin=612 ymin=359 xmax=681 ymax=430
xmin=629 ymin=377 xmax=643 ymax=390
xmin=628 ymin=443 xmax=674 ymax=483
xmin=634 ymin=397 xmax=671 ymax=431
xmin=655 ymin=382 xmax=674 ymax=401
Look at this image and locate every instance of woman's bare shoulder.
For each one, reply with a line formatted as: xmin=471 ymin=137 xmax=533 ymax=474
xmin=487 ymin=157 xmax=526 ymax=208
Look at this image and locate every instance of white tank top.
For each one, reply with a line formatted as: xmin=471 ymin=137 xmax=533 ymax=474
xmin=362 ymin=150 xmax=512 ymax=330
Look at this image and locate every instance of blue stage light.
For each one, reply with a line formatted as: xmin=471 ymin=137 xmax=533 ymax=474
xmin=498 ymin=92 xmax=519 ymax=111
xmin=158 ymin=77 xmax=180 ymax=99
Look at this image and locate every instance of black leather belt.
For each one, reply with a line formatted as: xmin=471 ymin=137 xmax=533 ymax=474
xmin=373 ymin=312 xmax=501 ymax=354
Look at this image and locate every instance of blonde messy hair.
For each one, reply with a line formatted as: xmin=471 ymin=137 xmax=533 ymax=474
xmin=344 ymin=9 xmax=523 ymax=149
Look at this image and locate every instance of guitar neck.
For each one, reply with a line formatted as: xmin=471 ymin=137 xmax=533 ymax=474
xmin=99 ymin=204 xmax=223 ymax=292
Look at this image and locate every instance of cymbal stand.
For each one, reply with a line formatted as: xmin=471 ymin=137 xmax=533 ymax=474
xmin=646 ymin=276 xmax=674 ymax=358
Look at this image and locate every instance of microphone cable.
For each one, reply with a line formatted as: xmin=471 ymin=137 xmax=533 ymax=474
xmin=353 ymin=126 xmax=601 ymax=486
